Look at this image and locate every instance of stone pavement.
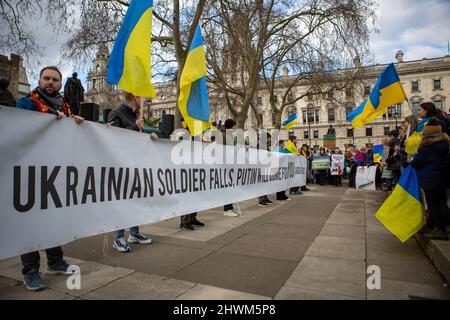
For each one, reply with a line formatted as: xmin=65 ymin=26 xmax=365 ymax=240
xmin=1 ymin=186 xmax=449 ymax=300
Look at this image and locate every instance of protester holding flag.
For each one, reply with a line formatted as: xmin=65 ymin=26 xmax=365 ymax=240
xmin=273 ymin=140 xmax=291 ymax=201
xmin=411 ymin=118 xmax=450 ymax=240
xmin=286 ymin=136 xmax=303 ymax=195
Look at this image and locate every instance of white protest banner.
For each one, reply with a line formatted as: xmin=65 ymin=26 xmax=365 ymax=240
xmin=330 ymin=155 xmax=345 ymax=176
xmin=355 ymin=166 xmax=377 ymax=190
xmin=0 ymin=107 xmax=306 ymax=260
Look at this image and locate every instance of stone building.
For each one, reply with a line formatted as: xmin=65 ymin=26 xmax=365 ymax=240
xmin=85 ymin=46 xmax=450 ymax=148
xmin=0 ymin=54 xmax=30 ymax=98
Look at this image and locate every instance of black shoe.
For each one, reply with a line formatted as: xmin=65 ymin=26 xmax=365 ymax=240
xmin=258 ymin=201 xmax=271 ymax=207
xmin=300 ymin=186 xmax=310 ymax=191
xmin=180 ymin=224 xmax=194 ymax=231
xmin=265 ymin=199 xmax=275 ymax=205
xmin=191 ymin=219 xmax=205 ymax=227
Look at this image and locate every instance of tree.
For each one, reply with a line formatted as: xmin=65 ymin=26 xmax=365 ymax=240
xmin=204 ymin=0 xmax=377 ymax=129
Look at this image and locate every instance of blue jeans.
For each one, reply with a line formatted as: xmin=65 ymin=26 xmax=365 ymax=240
xmin=116 ymin=226 xmax=139 ymax=240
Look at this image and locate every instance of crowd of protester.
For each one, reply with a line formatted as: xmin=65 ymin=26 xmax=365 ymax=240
xmin=1 ymin=66 xmax=449 ymax=292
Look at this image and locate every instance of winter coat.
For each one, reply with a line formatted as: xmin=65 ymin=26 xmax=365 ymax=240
xmin=411 ymin=140 xmax=450 ymax=190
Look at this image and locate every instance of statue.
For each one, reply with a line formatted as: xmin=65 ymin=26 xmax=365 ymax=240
xmin=327 ymin=125 xmax=336 ymax=136
xmin=0 ymin=77 xmax=16 ymax=107
xmin=64 ymin=72 xmax=85 ymax=116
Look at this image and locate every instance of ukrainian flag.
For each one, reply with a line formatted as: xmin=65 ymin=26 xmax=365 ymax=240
xmin=372 ymin=144 xmax=384 ymax=163
xmin=405 ymin=118 xmax=429 ymax=155
xmin=347 ymin=63 xmax=406 ymax=129
xmin=178 ymin=25 xmax=211 ymax=136
xmin=107 ymin=0 xmax=156 ymax=98
xmin=375 ymin=166 xmax=425 ymax=242
xmin=285 ymin=140 xmax=299 ymax=154
xmin=282 ymin=113 xmax=299 ymax=130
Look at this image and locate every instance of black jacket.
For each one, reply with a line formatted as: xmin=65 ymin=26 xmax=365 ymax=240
xmin=108 ymin=103 xmax=138 ymax=131
xmin=411 ymin=140 xmax=450 ymax=190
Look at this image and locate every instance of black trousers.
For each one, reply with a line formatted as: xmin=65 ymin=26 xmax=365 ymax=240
xmin=276 ymin=191 xmax=287 ymax=200
xmin=318 ymin=170 xmax=327 ymax=186
xmin=181 ymin=213 xmax=197 ymax=225
xmin=259 ymin=195 xmax=269 ymax=203
xmin=21 ymin=246 xmax=64 ymax=275
xmin=424 ymin=190 xmax=449 ymax=232
xmin=224 ymin=204 xmax=233 ymax=211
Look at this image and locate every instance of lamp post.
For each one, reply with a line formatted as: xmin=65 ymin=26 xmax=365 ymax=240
xmin=307 ymin=105 xmax=312 ymax=147
xmin=394 ymin=111 xmax=399 ymax=130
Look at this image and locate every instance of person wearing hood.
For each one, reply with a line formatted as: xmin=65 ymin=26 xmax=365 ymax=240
xmin=411 ymin=118 xmax=450 ymax=240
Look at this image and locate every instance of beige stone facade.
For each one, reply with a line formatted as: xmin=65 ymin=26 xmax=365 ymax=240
xmin=85 ymin=47 xmax=450 ymax=148
xmin=0 ymin=54 xmax=30 ymax=98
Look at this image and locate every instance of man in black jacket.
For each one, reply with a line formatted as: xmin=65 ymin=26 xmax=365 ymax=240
xmin=108 ymin=92 xmax=158 ymax=252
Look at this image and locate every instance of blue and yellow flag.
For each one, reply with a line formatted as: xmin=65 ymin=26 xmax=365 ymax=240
xmin=285 ymin=139 xmax=299 ymax=154
xmin=178 ymin=25 xmax=211 ymax=136
xmin=372 ymin=144 xmax=384 ymax=163
xmin=347 ymin=63 xmax=406 ymax=128
xmin=375 ymin=166 xmax=425 ymax=242
xmin=405 ymin=118 xmax=429 ymax=155
xmin=282 ymin=113 xmax=299 ymax=130
xmin=107 ymin=0 xmax=156 ymax=98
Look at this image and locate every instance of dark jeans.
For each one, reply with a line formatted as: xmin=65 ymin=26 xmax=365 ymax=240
xmin=424 ymin=189 xmax=449 ymax=232
xmin=21 ymin=246 xmax=64 ymax=275
xmin=318 ymin=170 xmax=327 ymax=186
xmin=224 ymin=204 xmax=233 ymax=211
xmin=181 ymin=213 xmax=197 ymax=225
xmin=276 ymin=191 xmax=287 ymax=200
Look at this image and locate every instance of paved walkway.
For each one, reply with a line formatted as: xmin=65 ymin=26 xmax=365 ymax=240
xmin=1 ymin=186 xmax=449 ymax=300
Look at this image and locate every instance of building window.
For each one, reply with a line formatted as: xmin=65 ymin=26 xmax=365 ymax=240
xmin=315 ymin=109 xmax=320 ymax=123
xmin=327 ymin=90 xmax=333 ymax=99
xmin=364 ymin=86 xmax=371 ymax=96
xmin=302 ymin=110 xmax=307 ymax=124
xmin=256 ymin=96 xmax=262 ymax=105
xmin=366 ymin=128 xmax=372 ymax=137
xmin=273 ymin=95 xmax=278 ymax=103
xmin=384 ymin=127 xmax=390 ymax=135
xmin=412 ymin=81 xmax=419 ymax=92
xmin=387 ymin=105 xmax=401 ymax=119
xmin=304 ymin=131 xmax=309 ymax=139
xmin=313 ymin=130 xmax=319 ymax=139
xmin=412 ymin=102 xmax=420 ymax=115
xmin=92 ymin=79 xmax=96 ymax=91
xmin=328 ymin=108 xmax=335 ymax=122
xmin=347 ymin=128 xmax=354 ymax=137
xmin=345 ymin=87 xmax=353 ymax=98
xmin=434 ymin=79 xmax=441 ymax=90
xmin=307 ymin=108 xmax=314 ymax=123
xmin=287 ymin=93 xmax=294 ymax=102
xmin=435 ymin=100 xmax=443 ymax=110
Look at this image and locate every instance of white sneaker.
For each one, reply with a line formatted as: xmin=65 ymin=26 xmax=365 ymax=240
xmin=128 ymin=233 xmax=153 ymax=244
xmin=113 ymin=239 xmax=131 ymax=252
xmin=223 ymin=210 xmax=239 ymax=217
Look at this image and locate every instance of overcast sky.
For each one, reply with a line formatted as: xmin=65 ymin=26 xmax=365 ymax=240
xmin=17 ymin=0 xmax=450 ymax=89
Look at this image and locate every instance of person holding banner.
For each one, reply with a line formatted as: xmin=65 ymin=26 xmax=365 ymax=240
xmin=108 ymin=92 xmax=157 ymax=252
xmin=15 ymin=66 xmax=84 ymax=291
xmin=272 ymin=140 xmax=291 ymax=201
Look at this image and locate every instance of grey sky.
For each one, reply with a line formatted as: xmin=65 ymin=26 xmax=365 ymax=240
xmin=15 ymin=0 xmax=450 ymax=89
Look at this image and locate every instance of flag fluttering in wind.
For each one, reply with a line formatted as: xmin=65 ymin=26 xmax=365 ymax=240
xmin=405 ymin=118 xmax=429 ymax=155
xmin=375 ymin=166 xmax=425 ymax=242
xmin=372 ymin=144 xmax=384 ymax=164
xmin=282 ymin=113 xmax=299 ymax=130
xmin=178 ymin=25 xmax=211 ymax=136
xmin=107 ymin=0 xmax=156 ymax=98
xmin=347 ymin=63 xmax=406 ymax=128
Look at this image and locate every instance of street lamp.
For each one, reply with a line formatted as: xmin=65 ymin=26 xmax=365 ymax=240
xmin=394 ymin=111 xmax=399 ymax=130
xmin=307 ymin=105 xmax=313 ymax=146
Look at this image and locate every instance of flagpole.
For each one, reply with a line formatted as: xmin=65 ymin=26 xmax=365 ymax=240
xmin=139 ymin=96 xmax=145 ymax=132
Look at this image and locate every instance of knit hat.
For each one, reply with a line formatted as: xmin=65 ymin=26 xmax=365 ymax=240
xmin=423 ymin=118 xmax=442 ymax=137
